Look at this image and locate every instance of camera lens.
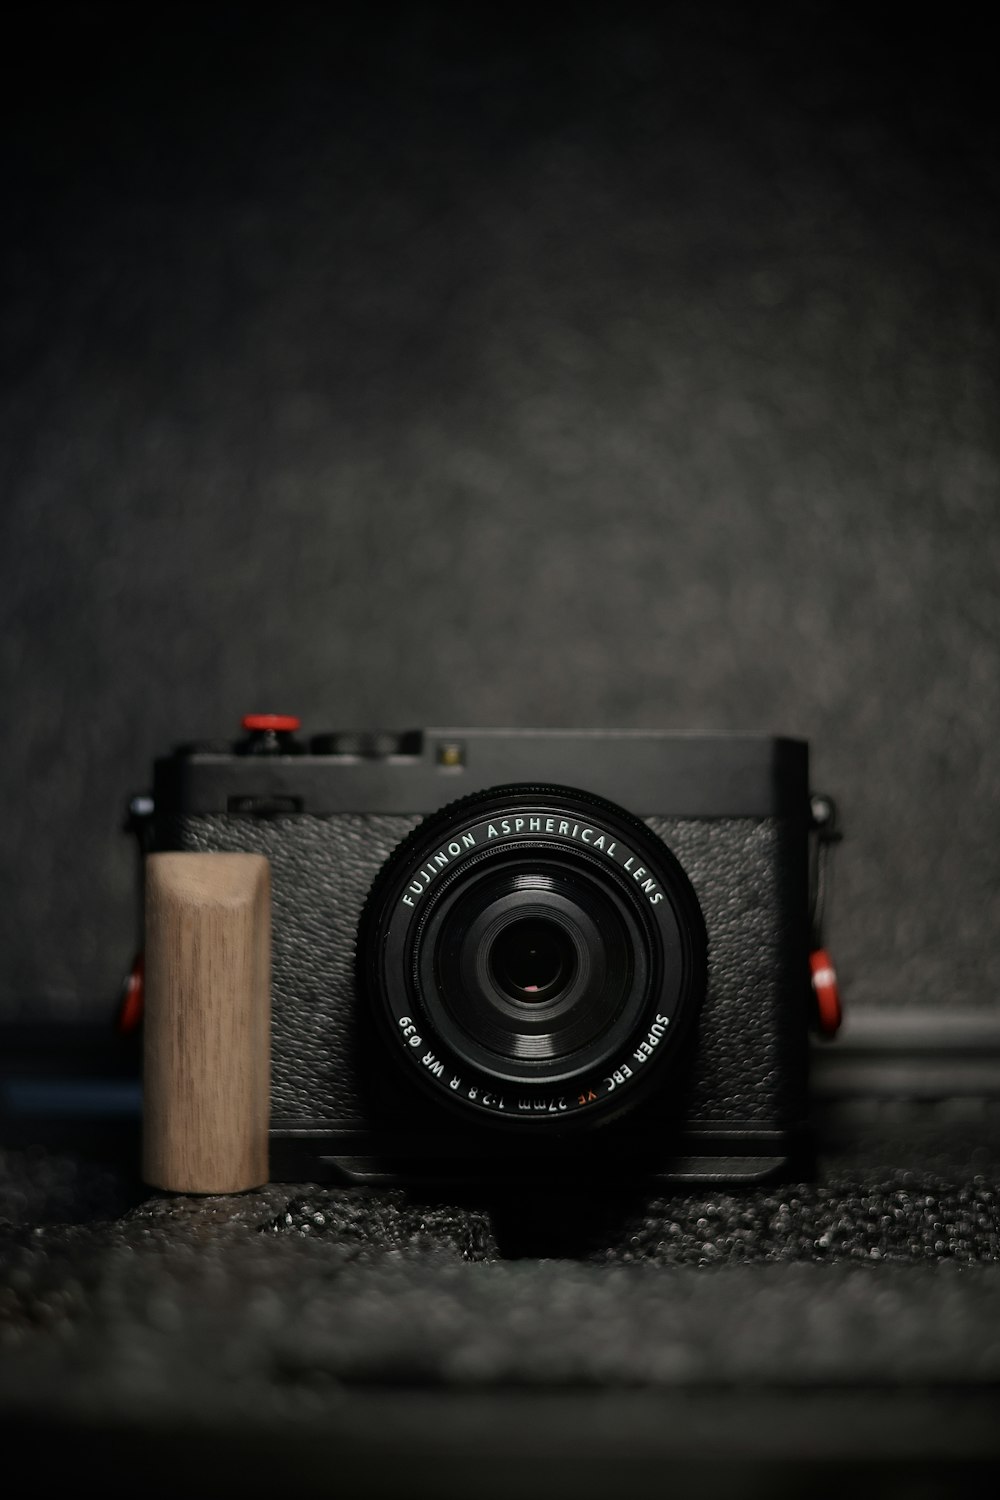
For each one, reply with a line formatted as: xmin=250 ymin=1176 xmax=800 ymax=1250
xmin=361 ymin=784 xmax=706 ymax=1128
xmin=489 ymin=917 xmax=576 ymax=1003
xmin=422 ymin=861 xmax=644 ymax=1071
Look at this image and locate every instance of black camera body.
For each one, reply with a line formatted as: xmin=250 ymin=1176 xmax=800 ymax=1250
xmin=152 ymin=724 xmax=815 ymax=1185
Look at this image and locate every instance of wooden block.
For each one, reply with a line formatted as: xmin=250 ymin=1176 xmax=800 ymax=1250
xmin=142 ymin=853 xmax=271 ymax=1194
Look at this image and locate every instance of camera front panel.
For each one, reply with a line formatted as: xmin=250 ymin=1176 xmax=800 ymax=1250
xmin=166 ymin=803 xmax=808 ymax=1145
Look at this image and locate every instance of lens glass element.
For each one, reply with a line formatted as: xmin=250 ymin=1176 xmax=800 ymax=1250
xmin=489 ymin=916 xmax=577 ymax=1003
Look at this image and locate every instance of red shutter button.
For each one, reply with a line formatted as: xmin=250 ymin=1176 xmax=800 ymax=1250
xmin=810 ymin=947 xmax=843 ymax=1038
xmin=241 ymin=714 xmax=302 ymax=733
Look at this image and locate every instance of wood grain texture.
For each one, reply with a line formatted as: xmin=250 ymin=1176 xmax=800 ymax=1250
xmin=143 ymin=853 xmax=271 ymax=1193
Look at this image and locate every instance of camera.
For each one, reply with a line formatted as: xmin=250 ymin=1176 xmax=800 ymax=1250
xmin=150 ymin=720 xmax=830 ymax=1185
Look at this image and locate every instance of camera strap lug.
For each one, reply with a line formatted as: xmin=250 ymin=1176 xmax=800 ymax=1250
xmin=809 ymin=794 xmax=843 ymax=1038
xmin=116 ymin=793 xmax=156 ymax=1035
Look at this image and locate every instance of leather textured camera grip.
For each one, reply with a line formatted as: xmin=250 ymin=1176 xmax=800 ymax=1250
xmin=143 ymin=853 xmax=271 ymax=1193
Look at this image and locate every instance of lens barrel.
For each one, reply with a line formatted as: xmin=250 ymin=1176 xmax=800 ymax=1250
xmin=360 ymin=785 xmax=706 ymax=1129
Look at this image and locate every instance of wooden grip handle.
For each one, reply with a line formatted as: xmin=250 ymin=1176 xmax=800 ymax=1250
xmin=143 ymin=853 xmax=271 ymax=1194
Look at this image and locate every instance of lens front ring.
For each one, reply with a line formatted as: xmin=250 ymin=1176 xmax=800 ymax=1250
xmin=359 ymin=784 xmax=707 ymax=1129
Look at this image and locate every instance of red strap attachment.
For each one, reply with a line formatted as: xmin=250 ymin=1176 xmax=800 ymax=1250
xmin=810 ymin=947 xmax=842 ymax=1038
xmin=117 ymin=952 xmax=145 ymax=1035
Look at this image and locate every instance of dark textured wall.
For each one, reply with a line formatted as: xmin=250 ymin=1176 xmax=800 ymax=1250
xmin=2 ymin=5 xmax=998 ymax=1020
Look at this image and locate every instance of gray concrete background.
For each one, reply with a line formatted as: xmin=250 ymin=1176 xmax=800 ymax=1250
xmin=2 ymin=5 xmax=998 ymax=1019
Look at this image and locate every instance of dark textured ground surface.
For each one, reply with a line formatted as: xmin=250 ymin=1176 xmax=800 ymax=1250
xmin=3 ymin=1146 xmax=999 ymax=1395
xmin=7 ymin=1047 xmax=999 ymax=1494
xmin=2 ymin=1138 xmax=1000 ymax=1492
xmin=2 ymin=3 xmax=999 ymax=1023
